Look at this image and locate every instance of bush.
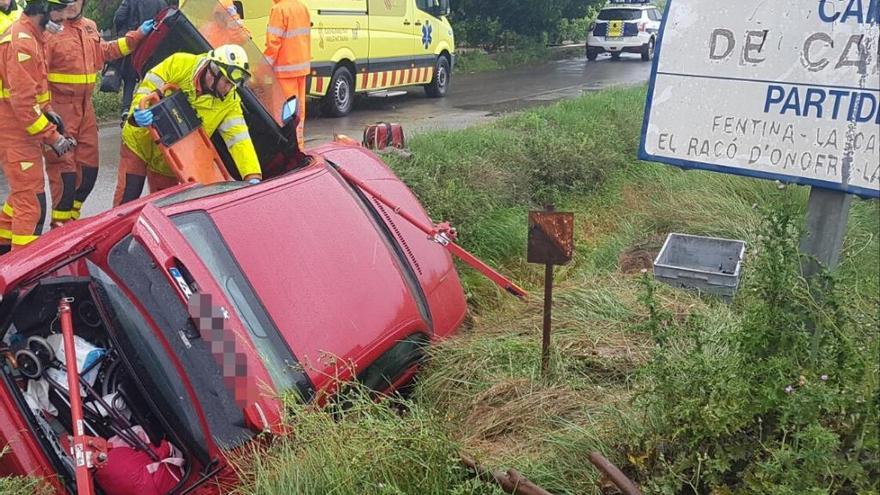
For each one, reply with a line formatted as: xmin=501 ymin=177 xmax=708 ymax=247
xmin=624 ymin=207 xmax=879 ymax=494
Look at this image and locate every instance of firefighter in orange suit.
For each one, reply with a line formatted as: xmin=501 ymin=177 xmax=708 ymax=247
xmin=44 ymin=0 xmax=155 ymax=226
xmin=264 ymin=0 xmax=310 ymax=150
xmin=202 ymin=0 xmax=249 ymax=48
xmin=0 ymin=0 xmax=78 ymax=255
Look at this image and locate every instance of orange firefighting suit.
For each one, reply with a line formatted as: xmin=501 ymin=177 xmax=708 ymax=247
xmin=0 ymin=16 xmax=65 ymax=250
xmin=264 ymin=0 xmax=309 ymax=149
xmin=114 ymin=52 xmax=261 ymax=205
xmin=45 ymin=19 xmax=145 ymax=224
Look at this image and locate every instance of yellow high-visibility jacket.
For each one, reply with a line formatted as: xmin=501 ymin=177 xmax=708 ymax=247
xmin=122 ymin=52 xmax=261 ymax=178
xmin=0 ymin=2 xmax=21 ymax=36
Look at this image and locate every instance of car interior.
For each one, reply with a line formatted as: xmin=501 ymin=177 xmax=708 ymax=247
xmin=0 ymin=271 xmax=193 ymax=494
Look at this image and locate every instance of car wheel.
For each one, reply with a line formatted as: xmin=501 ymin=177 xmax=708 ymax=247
xmin=322 ymin=66 xmax=354 ymax=117
xmin=610 ymin=52 xmax=621 ymax=61
xmin=424 ymin=55 xmax=450 ymax=98
xmin=642 ymin=38 xmax=655 ymax=62
xmin=586 ymin=47 xmax=598 ymax=61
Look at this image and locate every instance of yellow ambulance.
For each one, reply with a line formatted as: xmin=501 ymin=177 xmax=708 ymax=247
xmin=232 ymin=0 xmax=454 ymax=116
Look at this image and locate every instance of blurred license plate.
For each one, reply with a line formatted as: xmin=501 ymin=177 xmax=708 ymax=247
xmin=606 ymin=36 xmax=623 ymax=41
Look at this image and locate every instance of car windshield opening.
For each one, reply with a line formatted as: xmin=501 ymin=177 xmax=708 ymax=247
xmin=172 ymin=211 xmax=314 ymax=402
xmin=598 ymin=9 xmax=643 ymax=20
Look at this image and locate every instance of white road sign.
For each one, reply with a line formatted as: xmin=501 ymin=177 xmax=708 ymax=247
xmin=640 ymin=0 xmax=880 ymax=198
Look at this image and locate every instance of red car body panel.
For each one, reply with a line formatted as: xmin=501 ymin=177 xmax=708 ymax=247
xmin=0 ymin=147 xmax=466 ymax=493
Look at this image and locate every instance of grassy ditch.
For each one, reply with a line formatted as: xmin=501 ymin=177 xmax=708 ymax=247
xmin=232 ymin=85 xmax=878 ymax=494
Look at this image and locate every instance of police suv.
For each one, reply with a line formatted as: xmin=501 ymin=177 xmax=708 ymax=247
xmin=586 ymin=0 xmax=663 ymax=61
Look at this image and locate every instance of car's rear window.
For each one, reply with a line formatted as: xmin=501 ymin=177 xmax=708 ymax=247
xmin=598 ymin=8 xmax=643 ymax=21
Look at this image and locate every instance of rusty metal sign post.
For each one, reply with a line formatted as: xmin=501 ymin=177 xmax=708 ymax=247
xmin=527 ymin=206 xmax=574 ymax=378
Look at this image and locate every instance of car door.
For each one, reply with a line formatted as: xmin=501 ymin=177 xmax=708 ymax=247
xmin=366 ymin=0 xmax=414 ymax=90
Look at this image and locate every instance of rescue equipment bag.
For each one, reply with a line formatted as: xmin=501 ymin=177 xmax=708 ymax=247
xmin=363 ymin=122 xmax=405 ymax=150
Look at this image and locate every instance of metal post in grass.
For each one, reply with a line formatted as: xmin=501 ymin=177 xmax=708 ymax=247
xmin=800 ymin=187 xmax=852 ymax=278
xmin=527 ymin=206 xmax=574 ymax=379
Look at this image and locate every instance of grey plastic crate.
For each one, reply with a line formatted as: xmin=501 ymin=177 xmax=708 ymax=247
xmin=653 ymin=233 xmax=746 ymax=300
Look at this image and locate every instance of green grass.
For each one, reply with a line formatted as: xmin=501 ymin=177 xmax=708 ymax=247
xmin=455 ymin=43 xmax=582 ymax=74
xmin=227 ymin=390 xmax=505 ymax=495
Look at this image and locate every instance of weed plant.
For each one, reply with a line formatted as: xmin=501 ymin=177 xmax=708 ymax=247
xmin=628 ymin=207 xmax=878 ymax=494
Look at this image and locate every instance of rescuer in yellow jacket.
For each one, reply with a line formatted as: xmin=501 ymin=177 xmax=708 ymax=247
xmin=114 ymin=45 xmax=262 ymax=205
xmin=0 ymin=0 xmax=22 ymax=35
xmin=264 ymin=0 xmax=310 ymax=150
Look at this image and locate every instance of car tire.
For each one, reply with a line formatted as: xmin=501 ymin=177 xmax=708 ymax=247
xmin=424 ymin=55 xmax=450 ymax=98
xmin=322 ymin=66 xmax=354 ymax=117
xmin=610 ymin=52 xmax=621 ymax=61
xmin=586 ymin=47 xmax=598 ymax=61
xmin=641 ymin=38 xmax=655 ymax=62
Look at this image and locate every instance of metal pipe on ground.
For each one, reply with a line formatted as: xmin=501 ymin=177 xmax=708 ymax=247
xmin=587 ymin=452 xmax=642 ymax=495
xmin=461 ymin=456 xmax=554 ymax=495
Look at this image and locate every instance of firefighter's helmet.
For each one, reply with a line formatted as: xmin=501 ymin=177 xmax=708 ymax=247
xmin=206 ymin=44 xmax=251 ymax=86
xmin=24 ymin=0 xmax=75 ymax=15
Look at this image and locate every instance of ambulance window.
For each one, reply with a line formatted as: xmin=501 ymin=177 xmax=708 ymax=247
xmin=415 ymin=0 xmax=437 ymax=11
xmin=368 ymin=0 xmax=406 ymax=16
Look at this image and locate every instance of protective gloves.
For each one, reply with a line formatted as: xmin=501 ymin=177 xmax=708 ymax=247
xmin=49 ymin=135 xmax=77 ymax=157
xmin=133 ymin=108 xmax=154 ymax=127
xmin=45 ymin=111 xmax=65 ymax=135
xmin=139 ymin=19 xmax=156 ymax=35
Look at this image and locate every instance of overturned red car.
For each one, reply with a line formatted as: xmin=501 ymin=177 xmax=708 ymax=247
xmin=0 ymin=4 xmax=467 ymax=493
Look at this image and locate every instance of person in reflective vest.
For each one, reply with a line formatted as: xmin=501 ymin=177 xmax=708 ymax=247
xmin=0 ymin=0 xmax=22 ymax=35
xmin=264 ymin=0 xmax=309 ymax=150
xmin=45 ymin=0 xmax=154 ymax=226
xmin=0 ymin=0 xmax=78 ymax=254
xmin=114 ymin=45 xmax=262 ymax=205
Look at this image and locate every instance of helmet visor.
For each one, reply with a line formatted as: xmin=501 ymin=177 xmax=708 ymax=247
xmin=216 ymin=63 xmax=251 ymax=86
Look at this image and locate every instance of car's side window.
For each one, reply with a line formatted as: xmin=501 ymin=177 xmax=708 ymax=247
xmin=357 ymin=333 xmax=430 ymax=393
xmin=651 ymin=9 xmax=662 ymax=21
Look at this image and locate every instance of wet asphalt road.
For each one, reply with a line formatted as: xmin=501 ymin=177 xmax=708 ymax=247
xmin=0 ymin=53 xmax=650 ymax=221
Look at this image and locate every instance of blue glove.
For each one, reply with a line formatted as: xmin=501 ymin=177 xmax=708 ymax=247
xmin=133 ymin=108 xmax=153 ymax=127
xmin=139 ymin=19 xmax=156 ymax=35
xmin=248 ymin=178 xmax=261 ymax=185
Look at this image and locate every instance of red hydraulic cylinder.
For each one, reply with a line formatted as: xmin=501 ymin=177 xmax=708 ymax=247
xmin=58 ymin=297 xmax=97 ymax=495
xmin=332 ymin=164 xmax=528 ymax=299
